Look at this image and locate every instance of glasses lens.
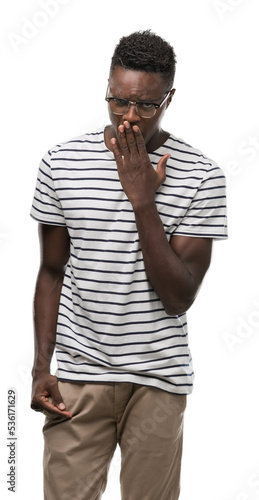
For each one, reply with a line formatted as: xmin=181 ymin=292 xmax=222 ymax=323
xmin=136 ymin=103 xmax=156 ymax=118
xmin=109 ymin=98 xmax=129 ymax=115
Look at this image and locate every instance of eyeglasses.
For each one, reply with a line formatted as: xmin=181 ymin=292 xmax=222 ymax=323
xmin=105 ymin=85 xmax=172 ymax=119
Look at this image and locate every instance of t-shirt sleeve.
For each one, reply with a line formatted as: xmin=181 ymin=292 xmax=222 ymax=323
xmin=174 ymin=163 xmax=228 ymax=239
xmin=30 ymin=149 xmax=66 ymax=226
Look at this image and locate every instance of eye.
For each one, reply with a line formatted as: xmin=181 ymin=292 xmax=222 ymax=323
xmin=139 ymin=102 xmax=155 ymax=111
xmin=113 ymin=98 xmax=128 ymax=108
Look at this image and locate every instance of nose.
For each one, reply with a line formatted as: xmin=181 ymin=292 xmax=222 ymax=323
xmin=122 ymin=103 xmax=141 ymax=123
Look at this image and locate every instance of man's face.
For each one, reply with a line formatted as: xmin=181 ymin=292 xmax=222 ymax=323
xmin=107 ymin=66 xmax=173 ymax=151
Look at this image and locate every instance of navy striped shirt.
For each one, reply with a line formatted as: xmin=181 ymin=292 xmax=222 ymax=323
xmin=30 ymin=128 xmax=227 ymax=395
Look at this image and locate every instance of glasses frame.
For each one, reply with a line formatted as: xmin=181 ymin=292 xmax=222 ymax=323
xmin=105 ymin=85 xmax=172 ymax=119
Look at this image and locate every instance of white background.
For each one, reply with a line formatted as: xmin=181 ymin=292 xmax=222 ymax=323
xmin=1 ymin=0 xmax=259 ymax=499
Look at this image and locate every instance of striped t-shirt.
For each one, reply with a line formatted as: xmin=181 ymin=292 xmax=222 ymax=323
xmin=30 ymin=128 xmax=227 ymax=395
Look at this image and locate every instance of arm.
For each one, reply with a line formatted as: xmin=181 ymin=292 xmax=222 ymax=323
xmin=110 ymin=122 xmax=212 ymax=316
xmin=134 ymin=204 xmax=212 ymax=315
xmin=31 ymin=223 xmax=72 ymax=417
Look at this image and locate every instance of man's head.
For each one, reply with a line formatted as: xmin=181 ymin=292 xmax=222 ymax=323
xmin=110 ymin=30 xmax=177 ymax=89
xmin=106 ymin=30 xmax=177 ymax=152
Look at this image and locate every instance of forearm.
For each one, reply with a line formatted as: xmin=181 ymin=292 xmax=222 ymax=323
xmin=134 ymin=202 xmax=197 ymax=316
xmin=32 ymin=266 xmax=64 ymax=377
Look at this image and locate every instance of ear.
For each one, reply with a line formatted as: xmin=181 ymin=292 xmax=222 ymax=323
xmin=166 ymin=88 xmax=176 ymax=108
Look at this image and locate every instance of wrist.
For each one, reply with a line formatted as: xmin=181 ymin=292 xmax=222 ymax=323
xmin=132 ymin=198 xmax=157 ymax=214
xmin=32 ymin=364 xmax=51 ymax=379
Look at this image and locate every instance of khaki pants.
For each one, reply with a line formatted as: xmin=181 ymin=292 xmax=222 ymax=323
xmin=43 ymin=381 xmax=186 ymax=500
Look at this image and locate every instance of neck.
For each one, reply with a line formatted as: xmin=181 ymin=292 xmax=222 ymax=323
xmin=145 ymin=129 xmax=170 ymax=153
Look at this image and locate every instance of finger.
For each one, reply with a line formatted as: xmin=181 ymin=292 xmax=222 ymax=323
xmin=110 ymin=138 xmax=124 ymax=165
xmin=156 ymin=154 xmax=170 ymax=184
xmin=31 ymin=402 xmax=44 ymax=412
xmin=47 ymin=379 xmax=67 ymax=411
xmin=117 ymin=124 xmax=131 ymax=159
xmin=31 ymin=400 xmax=72 ymax=418
xmin=31 ymin=397 xmax=72 ymax=418
xmin=42 ymin=399 xmax=72 ymax=418
xmin=132 ymin=125 xmax=147 ymax=155
xmin=123 ymin=121 xmax=138 ymax=154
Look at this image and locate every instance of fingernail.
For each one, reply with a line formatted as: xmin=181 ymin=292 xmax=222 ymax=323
xmin=58 ymin=403 xmax=65 ymax=410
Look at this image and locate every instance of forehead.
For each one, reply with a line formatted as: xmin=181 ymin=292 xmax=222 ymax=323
xmin=109 ymin=66 xmax=167 ymax=99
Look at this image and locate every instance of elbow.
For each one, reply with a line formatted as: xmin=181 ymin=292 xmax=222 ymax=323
xmin=40 ymin=263 xmax=67 ymax=282
xmin=162 ymin=279 xmax=200 ymax=316
xmin=163 ymin=296 xmax=195 ymax=317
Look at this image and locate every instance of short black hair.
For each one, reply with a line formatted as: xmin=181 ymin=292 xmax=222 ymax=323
xmin=110 ymin=30 xmax=177 ymax=88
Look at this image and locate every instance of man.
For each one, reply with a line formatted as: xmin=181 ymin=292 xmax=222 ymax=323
xmin=30 ymin=30 xmax=227 ymax=500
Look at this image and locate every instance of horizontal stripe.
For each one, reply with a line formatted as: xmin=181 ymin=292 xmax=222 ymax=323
xmin=55 ymin=340 xmax=189 ymax=367
xmin=58 ymin=313 xmax=187 ymax=338
xmin=57 ymin=328 xmax=187 ymax=352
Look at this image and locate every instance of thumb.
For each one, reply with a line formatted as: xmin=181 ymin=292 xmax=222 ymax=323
xmin=48 ymin=379 xmax=66 ymax=410
xmin=156 ymin=154 xmax=170 ymax=184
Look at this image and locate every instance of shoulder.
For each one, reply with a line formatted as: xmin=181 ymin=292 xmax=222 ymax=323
xmin=48 ymin=128 xmax=106 ymax=157
xmin=159 ymin=134 xmax=226 ymax=181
